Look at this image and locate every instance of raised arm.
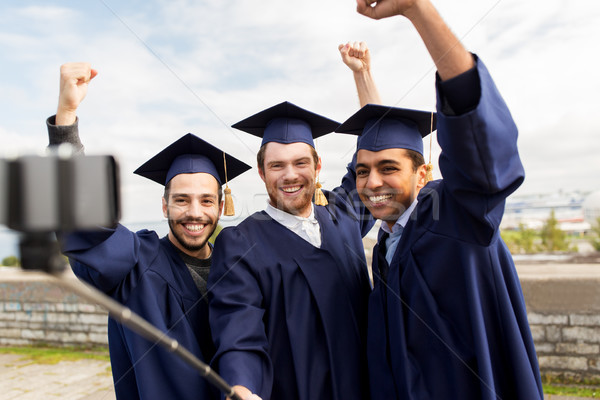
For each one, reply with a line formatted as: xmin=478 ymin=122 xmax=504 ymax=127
xmin=356 ymin=0 xmax=474 ymax=81
xmin=48 ymin=62 xmax=97 ymax=153
xmin=356 ymin=0 xmax=522 ymax=231
xmin=339 ymin=41 xmax=382 ymax=107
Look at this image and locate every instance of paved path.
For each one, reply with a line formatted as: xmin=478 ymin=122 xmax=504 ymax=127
xmin=0 ymin=354 xmax=115 ymax=400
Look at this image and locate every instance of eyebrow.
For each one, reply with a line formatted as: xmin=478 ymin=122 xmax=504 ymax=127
xmin=356 ymin=159 xmax=401 ymax=169
xmin=377 ymin=159 xmax=401 ymax=166
xmin=267 ymin=156 xmax=312 ymax=166
xmin=170 ymin=192 xmax=218 ymax=199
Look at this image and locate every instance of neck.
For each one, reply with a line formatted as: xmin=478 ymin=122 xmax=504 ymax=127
xmin=269 ymin=201 xmax=313 ymax=218
xmin=168 ymin=232 xmax=211 ymax=259
xmin=385 ymin=220 xmax=397 ymax=231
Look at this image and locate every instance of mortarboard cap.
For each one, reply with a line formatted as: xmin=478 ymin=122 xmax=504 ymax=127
xmin=232 ymin=101 xmax=340 ymax=147
xmin=336 ymin=104 xmax=436 ymax=155
xmin=134 ymin=133 xmax=251 ymax=186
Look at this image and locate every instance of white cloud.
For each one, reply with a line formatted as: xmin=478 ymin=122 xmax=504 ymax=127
xmin=15 ymin=5 xmax=76 ymax=20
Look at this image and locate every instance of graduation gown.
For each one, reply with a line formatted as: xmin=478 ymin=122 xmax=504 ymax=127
xmin=63 ymin=224 xmax=218 ymax=400
xmin=367 ymin=59 xmax=544 ymax=400
xmin=208 ymin=165 xmax=373 ymax=400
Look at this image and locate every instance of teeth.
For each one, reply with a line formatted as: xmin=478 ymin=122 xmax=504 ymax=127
xmin=282 ymin=186 xmax=301 ymax=193
xmin=369 ymin=194 xmax=392 ymax=203
xmin=185 ymin=224 xmax=205 ymax=232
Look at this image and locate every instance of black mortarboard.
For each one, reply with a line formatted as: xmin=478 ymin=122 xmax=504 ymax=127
xmin=133 ymin=133 xmax=251 ymax=186
xmin=231 ymin=101 xmax=340 ymax=147
xmin=336 ymin=104 xmax=436 ymax=155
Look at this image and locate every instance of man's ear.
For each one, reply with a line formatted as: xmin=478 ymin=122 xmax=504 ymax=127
xmin=416 ymin=164 xmax=427 ymax=190
xmin=162 ymin=196 xmax=168 ymax=218
xmin=258 ymin=164 xmax=266 ymax=183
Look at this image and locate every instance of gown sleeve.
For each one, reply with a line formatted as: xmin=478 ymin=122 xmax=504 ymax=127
xmin=207 ymin=226 xmax=273 ymax=398
xmin=435 ymin=56 xmax=525 ymax=238
xmin=61 ymin=224 xmax=159 ymax=299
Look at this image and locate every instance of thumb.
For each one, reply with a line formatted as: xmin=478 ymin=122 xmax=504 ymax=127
xmin=338 ymin=43 xmax=350 ymax=57
xmin=90 ymin=69 xmax=99 ymax=81
xmin=356 ymin=0 xmax=373 ymax=17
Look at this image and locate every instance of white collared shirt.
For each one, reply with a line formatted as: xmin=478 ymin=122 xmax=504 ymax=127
xmin=265 ymin=202 xmax=322 ymax=248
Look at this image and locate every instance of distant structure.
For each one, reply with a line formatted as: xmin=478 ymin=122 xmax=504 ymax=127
xmin=502 ymin=190 xmax=598 ymax=234
xmin=582 ymin=190 xmax=600 ymax=224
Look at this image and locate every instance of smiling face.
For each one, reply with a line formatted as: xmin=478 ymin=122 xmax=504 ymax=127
xmin=162 ymin=172 xmax=223 ymax=259
xmin=258 ymin=141 xmax=321 ymax=218
xmin=356 ymin=148 xmax=426 ymax=229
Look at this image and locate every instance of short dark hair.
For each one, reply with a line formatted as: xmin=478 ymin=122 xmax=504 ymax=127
xmin=257 ymin=143 xmax=319 ymax=173
xmin=405 ymin=149 xmax=425 ymax=172
xmin=163 ymin=179 xmax=223 ymax=203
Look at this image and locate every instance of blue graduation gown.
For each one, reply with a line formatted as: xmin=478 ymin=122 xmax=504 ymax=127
xmin=367 ymin=59 xmax=544 ymax=400
xmin=208 ymin=165 xmax=373 ymax=400
xmin=63 ymin=224 xmax=218 ymax=400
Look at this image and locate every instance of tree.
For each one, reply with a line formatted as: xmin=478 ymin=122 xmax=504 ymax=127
xmin=588 ymin=216 xmax=600 ymax=251
xmin=501 ymin=224 xmax=539 ymax=254
xmin=539 ymin=209 xmax=569 ymax=252
xmin=514 ymin=224 xmax=539 ymax=253
xmin=2 ymin=255 xmax=20 ymax=267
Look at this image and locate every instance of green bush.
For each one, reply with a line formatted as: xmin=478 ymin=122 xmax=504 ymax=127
xmin=209 ymin=224 xmax=223 ymax=245
xmin=501 ymin=224 xmax=540 ymax=254
xmin=2 ymin=255 xmax=20 ymax=267
xmin=540 ymin=210 xmax=570 ymax=252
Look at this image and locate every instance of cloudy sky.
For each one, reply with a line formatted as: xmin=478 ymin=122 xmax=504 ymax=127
xmin=1 ymin=0 xmax=599 ymax=226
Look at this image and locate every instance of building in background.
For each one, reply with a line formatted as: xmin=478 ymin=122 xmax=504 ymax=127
xmin=502 ymin=190 xmax=600 ymax=235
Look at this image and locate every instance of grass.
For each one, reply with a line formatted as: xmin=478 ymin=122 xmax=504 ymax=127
xmin=0 ymin=345 xmax=110 ymax=365
xmin=542 ymin=374 xmax=600 ymax=398
xmin=543 ymin=384 xmax=599 ymax=398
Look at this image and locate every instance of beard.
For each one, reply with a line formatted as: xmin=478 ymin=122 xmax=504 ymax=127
xmin=167 ymin=214 xmax=218 ymax=254
xmin=266 ymin=180 xmax=316 ymax=216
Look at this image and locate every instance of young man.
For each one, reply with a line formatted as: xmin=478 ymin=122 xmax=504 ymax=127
xmin=46 ymin=63 xmax=253 ymax=400
xmin=335 ymin=1 xmax=544 ymax=399
xmin=207 ymin=102 xmax=374 ymax=400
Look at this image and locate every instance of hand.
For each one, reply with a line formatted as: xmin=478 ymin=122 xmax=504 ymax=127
xmin=339 ymin=41 xmax=382 ymax=106
xmin=56 ymin=62 xmax=98 ymax=125
xmin=338 ymin=41 xmax=372 ymax=74
xmin=356 ymin=0 xmax=420 ymax=20
xmin=227 ymin=385 xmax=262 ymax=400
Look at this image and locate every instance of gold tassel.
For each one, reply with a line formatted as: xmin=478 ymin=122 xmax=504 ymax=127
xmin=223 ymin=186 xmax=235 ymax=216
xmin=314 ymin=180 xmax=328 ymax=206
xmin=425 ymin=163 xmax=434 ymax=184
xmin=313 ymin=139 xmax=328 ymax=206
xmin=222 ymin=152 xmax=235 ymax=216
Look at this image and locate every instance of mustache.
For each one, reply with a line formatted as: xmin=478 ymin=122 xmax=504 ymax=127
xmin=361 ymin=188 xmax=403 ymax=195
xmin=170 ymin=217 xmax=213 ymax=225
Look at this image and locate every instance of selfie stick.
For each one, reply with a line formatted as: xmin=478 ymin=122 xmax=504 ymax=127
xmin=18 ymin=235 xmax=243 ymax=400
